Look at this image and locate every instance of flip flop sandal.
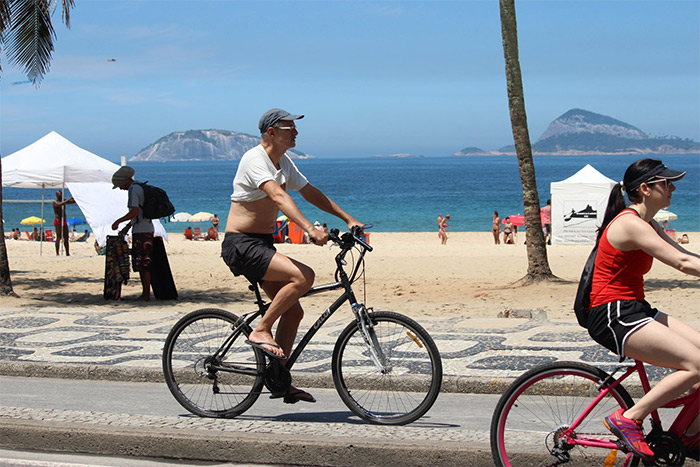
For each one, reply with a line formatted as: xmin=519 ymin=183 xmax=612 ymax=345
xmin=245 ymin=340 xmax=287 ymax=360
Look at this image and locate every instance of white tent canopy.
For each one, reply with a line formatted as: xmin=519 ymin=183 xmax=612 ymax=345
xmin=550 ymin=164 xmax=616 ymax=244
xmin=3 ymin=131 xmax=119 ymax=188
xmin=2 ymin=131 xmax=167 ymax=247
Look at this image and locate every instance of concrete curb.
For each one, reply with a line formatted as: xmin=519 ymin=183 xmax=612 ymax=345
xmin=0 ymin=361 xmax=516 ymax=394
xmin=0 ymin=418 xmax=490 ymax=466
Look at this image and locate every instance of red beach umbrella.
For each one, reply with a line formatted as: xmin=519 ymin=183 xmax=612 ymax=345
xmin=503 ymin=214 xmax=525 ymax=226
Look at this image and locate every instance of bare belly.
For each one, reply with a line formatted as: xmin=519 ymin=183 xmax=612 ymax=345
xmin=225 ymin=199 xmax=278 ymax=234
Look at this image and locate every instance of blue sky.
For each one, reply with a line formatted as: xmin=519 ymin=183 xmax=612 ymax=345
xmin=1 ymin=0 xmax=698 ymax=161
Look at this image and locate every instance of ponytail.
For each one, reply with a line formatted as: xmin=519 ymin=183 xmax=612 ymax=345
xmin=596 ymin=158 xmax=663 ymax=241
xmin=596 ymin=183 xmax=627 ymax=242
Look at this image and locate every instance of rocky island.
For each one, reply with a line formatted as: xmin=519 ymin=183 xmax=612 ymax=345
xmin=455 ymin=109 xmax=700 ymax=156
xmin=130 ymin=129 xmax=312 ymax=162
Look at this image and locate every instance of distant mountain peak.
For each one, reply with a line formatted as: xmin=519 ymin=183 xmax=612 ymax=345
xmin=454 ymin=108 xmax=699 ymax=156
xmin=538 ymin=108 xmax=648 ymax=141
xmin=131 ymin=129 xmax=311 ymax=162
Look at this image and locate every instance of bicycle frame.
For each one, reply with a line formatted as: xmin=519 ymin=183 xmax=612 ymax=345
xmin=220 ymin=229 xmax=377 ymax=372
xmin=563 ymin=360 xmax=699 ymax=450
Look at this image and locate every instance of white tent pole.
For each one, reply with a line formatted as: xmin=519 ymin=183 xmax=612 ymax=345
xmin=40 ymin=184 xmax=45 ymax=256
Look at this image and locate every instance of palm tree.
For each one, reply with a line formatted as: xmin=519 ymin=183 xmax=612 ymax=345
xmin=0 ymin=0 xmax=74 ymax=295
xmin=499 ymin=0 xmax=556 ymax=284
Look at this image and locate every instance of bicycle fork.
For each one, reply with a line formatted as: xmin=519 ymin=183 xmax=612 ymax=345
xmin=353 ymin=304 xmax=391 ymax=373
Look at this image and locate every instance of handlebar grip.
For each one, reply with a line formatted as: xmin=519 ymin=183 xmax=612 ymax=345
xmin=353 ymin=231 xmax=373 ymax=252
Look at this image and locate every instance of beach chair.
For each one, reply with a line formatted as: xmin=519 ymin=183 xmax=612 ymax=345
xmin=193 ymin=227 xmax=206 ymax=240
xmin=207 ymin=227 xmax=217 ymax=240
xmin=25 ymin=231 xmax=32 ymax=241
xmin=184 ymin=228 xmax=194 ymax=240
xmin=45 ymin=230 xmax=54 ymax=242
xmin=665 ymin=229 xmax=677 ymax=241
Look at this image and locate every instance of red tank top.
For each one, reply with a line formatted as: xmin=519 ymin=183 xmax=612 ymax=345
xmin=590 ymin=209 xmax=653 ymax=307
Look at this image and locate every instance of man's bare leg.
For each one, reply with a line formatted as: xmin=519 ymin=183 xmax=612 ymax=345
xmin=260 ymin=279 xmax=313 ymax=401
xmin=247 ymin=253 xmax=313 ymax=358
xmin=139 ymin=271 xmax=151 ymax=301
xmin=55 ymin=228 xmax=61 ymax=255
xmin=63 ymin=225 xmax=70 ymax=256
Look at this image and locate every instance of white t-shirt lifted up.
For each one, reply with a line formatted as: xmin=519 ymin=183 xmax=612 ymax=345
xmin=230 ymin=144 xmax=308 ymax=202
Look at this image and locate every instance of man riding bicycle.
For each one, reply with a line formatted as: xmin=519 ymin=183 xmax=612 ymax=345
xmin=221 ymin=108 xmax=362 ymax=404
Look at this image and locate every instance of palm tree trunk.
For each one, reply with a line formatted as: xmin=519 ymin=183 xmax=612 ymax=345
xmin=0 ymin=157 xmax=18 ymax=296
xmin=499 ymin=0 xmax=555 ymax=283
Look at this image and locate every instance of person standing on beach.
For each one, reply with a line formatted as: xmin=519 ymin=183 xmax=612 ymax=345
xmin=503 ymin=217 xmax=515 ymax=244
xmin=439 ymin=214 xmax=450 ymax=245
xmin=221 ymin=108 xmax=363 ymax=404
xmin=541 ymin=200 xmax=552 ymax=245
xmin=492 ymin=211 xmax=501 ymax=244
xmin=111 ymin=166 xmax=154 ymax=301
xmin=52 ymin=190 xmax=75 ymax=256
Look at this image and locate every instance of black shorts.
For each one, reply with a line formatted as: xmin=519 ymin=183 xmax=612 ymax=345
xmin=221 ymin=232 xmax=276 ymax=282
xmin=588 ymin=300 xmax=659 ymax=362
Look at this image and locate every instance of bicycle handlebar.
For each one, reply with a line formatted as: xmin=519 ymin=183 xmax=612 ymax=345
xmin=329 ymin=224 xmax=373 ymax=252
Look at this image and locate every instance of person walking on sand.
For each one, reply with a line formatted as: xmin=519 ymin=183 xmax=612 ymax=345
xmin=53 ymin=190 xmax=76 ymax=256
xmin=586 ymin=159 xmax=700 ymax=461
xmin=439 ymin=214 xmax=450 ymax=245
xmin=221 ymin=108 xmax=363 ymax=404
xmin=492 ymin=211 xmax=501 ymax=244
xmin=111 ymin=166 xmax=154 ymax=302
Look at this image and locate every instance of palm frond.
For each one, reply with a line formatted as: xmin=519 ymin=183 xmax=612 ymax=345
xmin=5 ymin=0 xmax=55 ymax=84
xmin=60 ymin=0 xmax=73 ymax=27
xmin=0 ymin=0 xmax=11 ymax=32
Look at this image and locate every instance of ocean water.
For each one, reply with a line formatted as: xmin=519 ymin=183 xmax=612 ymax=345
xmin=3 ymin=154 xmax=699 ymax=233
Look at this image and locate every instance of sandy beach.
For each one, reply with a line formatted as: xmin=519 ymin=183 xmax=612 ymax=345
xmin=1 ymin=231 xmax=699 ymax=323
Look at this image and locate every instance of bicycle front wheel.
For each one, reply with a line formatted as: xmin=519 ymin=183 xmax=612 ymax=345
xmin=162 ymin=308 xmax=265 ymax=418
xmin=332 ymin=311 xmax=442 ymax=425
xmin=491 ymin=361 xmax=637 ymax=467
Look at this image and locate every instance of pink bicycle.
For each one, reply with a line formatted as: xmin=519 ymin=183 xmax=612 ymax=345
xmin=490 ymin=360 xmax=699 ymax=466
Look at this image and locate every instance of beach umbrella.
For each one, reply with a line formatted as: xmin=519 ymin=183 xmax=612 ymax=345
xmin=170 ymin=212 xmax=192 ymax=222
xmin=504 ymin=214 xmax=525 ymax=226
xmin=653 ymin=209 xmax=678 ymax=223
xmin=66 ymin=217 xmax=86 ymax=226
xmin=189 ymin=211 xmax=214 ymax=222
xmin=20 ymin=216 xmax=45 ymax=225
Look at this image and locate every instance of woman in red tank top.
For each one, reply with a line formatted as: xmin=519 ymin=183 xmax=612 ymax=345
xmin=587 ymin=158 xmax=700 ymax=461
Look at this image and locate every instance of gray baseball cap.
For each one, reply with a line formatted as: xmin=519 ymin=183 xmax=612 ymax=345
xmin=258 ymin=108 xmax=304 ymax=134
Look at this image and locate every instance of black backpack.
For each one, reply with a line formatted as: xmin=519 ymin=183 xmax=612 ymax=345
xmin=573 ymin=243 xmax=598 ymax=328
xmin=136 ymin=182 xmax=175 ymax=220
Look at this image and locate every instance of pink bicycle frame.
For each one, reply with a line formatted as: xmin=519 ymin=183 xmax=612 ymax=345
xmin=563 ymin=360 xmax=699 ymax=451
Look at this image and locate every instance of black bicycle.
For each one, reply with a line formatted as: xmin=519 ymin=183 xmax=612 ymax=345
xmin=162 ymin=225 xmax=442 ymax=425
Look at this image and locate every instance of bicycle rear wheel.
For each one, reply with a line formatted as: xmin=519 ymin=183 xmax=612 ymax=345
xmin=162 ymin=308 xmax=265 ymax=418
xmin=491 ymin=361 xmax=638 ymax=467
xmin=332 ymin=311 xmax=442 ymax=425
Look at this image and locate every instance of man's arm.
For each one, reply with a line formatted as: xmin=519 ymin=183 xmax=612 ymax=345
xmin=55 ymin=197 xmax=76 ymax=207
xmin=111 ymin=206 xmax=139 ymax=235
xmin=260 ymin=180 xmax=315 ymax=231
xmin=299 ymin=183 xmax=362 ymax=229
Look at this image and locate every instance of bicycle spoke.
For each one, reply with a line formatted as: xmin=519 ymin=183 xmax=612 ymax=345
xmin=163 ymin=309 xmax=264 ymax=418
xmin=332 ymin=311 xmax=442 ymax=425
xmin=491 ymin=362 xmax=636 ymax=467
